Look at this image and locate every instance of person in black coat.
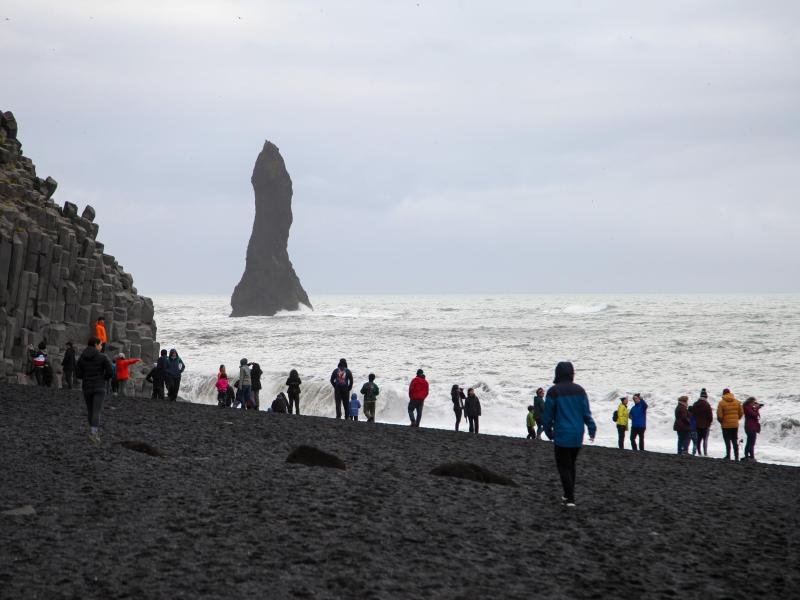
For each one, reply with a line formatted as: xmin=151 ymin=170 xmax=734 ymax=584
xmin=451 ymin=385 xmax=465 ymax=431
xmin=75 ymin=336 xmax=113 ymax=442
xmin=248 ymin=362 xmax=263 ymax=410
xmin=145 ymin=361 xmax=166 ymax=400
xmin=61 ymin=342 xmax=77 ymax=389
xmin=464 ymin=388 xmax=482 ymax=434
xmin=286 ymin=369 xmax=302 ymax=414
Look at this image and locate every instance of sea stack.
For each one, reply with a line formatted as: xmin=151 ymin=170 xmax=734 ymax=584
xmin=0 ymin=110 xmax=158 ymax=388
xmin=230 ymin=141 xmax=311 ymax=317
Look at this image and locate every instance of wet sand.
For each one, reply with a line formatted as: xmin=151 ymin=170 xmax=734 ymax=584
xmin=1 ymin=383 xmax=798 ymax=599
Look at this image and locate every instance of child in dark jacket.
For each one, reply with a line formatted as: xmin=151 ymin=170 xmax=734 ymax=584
xmin=349 ymin=393 xmax=361 ymax=421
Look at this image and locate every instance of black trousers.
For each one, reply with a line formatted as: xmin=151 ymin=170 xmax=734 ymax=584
xmin=722 ymin=427 xmax=739 ymax=460
xmin=152 ymin=382 xmax=165 ymax=400
xmin=83 ymin=389 xmax=105 ymax=428
xmin=166 ymin=377 xmax=180 ymax=401
xmin=468 ymin=415 xmax=479 ymax=434
xmin=288 ymin=391 xmax=300 ymax=415
xmin=554 ymin=445 xmax=581 ymax=503
xmin=454 ymin=408 xmax=462 ymax=431
xmin=63 ymin=369 xmax=75 ymax=390
xmin=617 ymin=425 xmax=626 ymax=449
xmin=334 ymin=387 xmax=349 ymax=419
xmin=630 ymin=427 xmax=645 ymax=451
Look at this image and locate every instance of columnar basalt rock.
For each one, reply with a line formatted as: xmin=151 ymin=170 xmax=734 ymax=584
xmin=0 ymin=110 xmax=158 ymax=388
xmin=230 ymin=141 xmax=311 ymax=317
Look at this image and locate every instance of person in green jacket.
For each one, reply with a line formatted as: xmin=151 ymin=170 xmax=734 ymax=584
xmin=614 ymin=397 xmax=630 ymax=449
xmin=360 ymin=373 xmax=380 ymax=423
xmin=526 ymin=405 xmax=536 ymax=439
xmin=533 ymin=387 xmax=546 ymax=439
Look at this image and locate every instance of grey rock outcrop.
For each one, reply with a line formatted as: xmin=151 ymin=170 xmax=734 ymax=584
xmin=0 ymin=110 xmax=158 ymax=389
xmin=230 ymin=141 xmax=311 ymax=317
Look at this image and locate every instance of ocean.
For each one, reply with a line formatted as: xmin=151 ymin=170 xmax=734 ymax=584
xmin=153 ymin=294 xmax=800 ymax=465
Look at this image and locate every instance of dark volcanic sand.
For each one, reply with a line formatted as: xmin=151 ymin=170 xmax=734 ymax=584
xmin=1 ymin=383 xmax=798 ymax=599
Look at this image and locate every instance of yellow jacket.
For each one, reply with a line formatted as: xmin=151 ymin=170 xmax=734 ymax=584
xmin=615 ymin=403 xmax=629 ymax=428
xmin=717 ymin=393 xmax=743 ymax=428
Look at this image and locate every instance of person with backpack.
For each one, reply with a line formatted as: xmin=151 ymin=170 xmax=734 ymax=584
xmin=408 ymin=369 xmax=429 ymax=427
xmin=526 ymin=405 xmax=536 ymax=439
xmin=31 ymin=341 xmax=48 ymax=386
xmin=717 ymin=388 xmax=743 ymax=460
xmin=692 ymin=389 xmax=714 ymax=456
xmin=216 ymin=366 xmax=230 ymax=407
xmin=628 ymin=393 xmax=648 ymax=451
xmin=349 ymin=393 xmax=362 ymax=421
xmin=613 ymin=397 xmax=629 ymax=449
xmin=248 ymin=362 xmax=263 ymax=410
xmin=75 ymin=336 xmax=113 ymax=443
xmin=464 ymin=388 xmax=481 ymax=434
xmin=271 ymin=392 xmax=289 ymax=413
xmin=145 ymin=362 xmax=165 ymax=399
xmin=329 ymin=358 xmax=353 ymax=419
xmin=674 ymin=396 xmax=692 ymax=455
xmin=115 ymin=353 xmax=141 ymax=397
xmin=743 ymin=397 xmax=763 ymax=461
xmin=286 ymin=369 xmax=302 ymax=414
xmin=238 ymin=358 xmax=252 ymax=409
xmin=533 ymin=388 xmax=546 ymax=439
xmin=164 ymin=349 xmax=186 ymax=401
xmin=360 ymin=374 xmax=380 ymax=423
xmin=61 ymin=341 xmax=77 ymax=389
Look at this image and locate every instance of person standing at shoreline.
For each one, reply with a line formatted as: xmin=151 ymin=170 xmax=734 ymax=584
xmin=717 ymin=388 xmax=743 ymax=460
xmin=628 ymin=393 xmax=648 ymax=451
xmin=692 ymin=389 xmax=713 ymax=456
xmin=164 ymin=349 xmax=185 ymax=401
xmin=408 ymin=369 xmax=429 ymax=427
xmin=464 ymin=388 xmax=481 ymax=434
xmin=542 ymin=362 xmax=596 ymax=508
xmin=286 ymin=369 xmax=302 ymax=414
xmin=743 ymin=397 xmax=762 ymax=461
xmin=533 ymin=388 xmax=545 ymax=439
xmin=238 ymin=359 xmax=252 ymax=409
xmin=61 ymin=342 xmax=77 ymax=390
xmin=95 ymin=317 xmax=107 ymax=352
xmin=75 ymin=336 xmax=113 ymax=443
xmin=613 ymin=397 xmax=629 ymax=449
xmin=216 ymin=366 xmax=230 ymax=407
xmin=674 ymin=396 xmax=692 ymax=455
xmin=249 ymin=362 xmax=263 ymax=410
xmin=145 ymin=360 xmax=166 ymax=400
xmin=527 ymin=405 xmax=536 ymax=439
xmin=330 ymin=359 xmax=353 ymax=419
xmin=349 ymin=393 xmax=361 ymax=421
xmin=451 ymin=385 xmax=465 ymax=431
xmin=360 ymin=374 xmax=379 ymax=423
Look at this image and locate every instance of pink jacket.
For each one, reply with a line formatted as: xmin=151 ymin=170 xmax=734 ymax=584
xmin=216 ymin=376 xmax=229 ymax=393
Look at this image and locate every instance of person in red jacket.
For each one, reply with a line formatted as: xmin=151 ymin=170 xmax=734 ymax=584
xmin=408 ymin=369 xmax=429 ymax=427
xmin=115 ymin=353 xmax=141 ymax=397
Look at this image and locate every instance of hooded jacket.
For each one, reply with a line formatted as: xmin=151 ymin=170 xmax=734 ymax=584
xmin=249 ymin=363 xmax=263 ymax=391
xmin=464 ymin=393 xmax=481 ymax=418
xmin=408 ymin=375 xmax=429 ymax=402
xmin=286 ymin=371 xmax=302 ymax=394
xmin=717 ymin=393 xmax=743 ymax=428
xmin=628 ymin=399 xmax=648 ymax=429
xmin=75 ymin=346 xmax=113 ymax=392
xmin=61 ymin=346 xmax=76 ymax=372
xmin=542 ymin=362 xmax=597 ymax=448
xmin=361 ymin=381 xmax=380 ymax=403
xmin=692 ymin=397 xmax=714 ymax=429
xmin=533 ymin=393 xmax=545 ymax=422
xmin=164 ymin=352 xmax=186 ymax=379
xmin=744 ymin=402 xmax=761 ymax=433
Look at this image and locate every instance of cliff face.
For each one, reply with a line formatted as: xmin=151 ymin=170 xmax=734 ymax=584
xmin=0 ymin=110 xmax=158 ymax=387
xmin=230 ymin=141 xmax=311 ymax=317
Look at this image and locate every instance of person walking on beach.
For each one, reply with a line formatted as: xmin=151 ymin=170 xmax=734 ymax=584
xmin=464 ymin=388 xmax=481 ymax=434
xmin=286 ymin=369 xmax=302 ymax=414
xmin=533 ymin=388 xmax=546 ymax=439
xmin=542 ymin=362 xmax=596 ymax=508
xmin=408 ymin=369 xmax=429 ymax=427
xmin=674 ymin=396 xmax=692 ymax=455
xmin=95 ymin=317 xmax=107 ymax=352
xmin=249 ymin=362 xmax=263 ymax=410
xmin=527 ymin=405 xmax=536 ymax=439
xmin=361 ymin=374 xmax=379 ymax=423
xmin=61 ymin=341 xmax=77 ymax=390
xmin=717 ymin=388 xmax=743 ymax=460
xmin=628 ymin=393 xmax=648 ymax=451
xmin=75 ymin=336 xmax=113 ymax=443
xmin=115 ymin=353 xmax=140 ymax=397
xmin=451 ymin=385 xmax=465 ymax=431
xmin=216 ymin=366 xmax=230 ymax=407
xmin=164 ymin=349 xmax=185 ymax=401
xmin=613 ymin=396 xmax=629 ymax=449
xmin=349 ymin=393 xmax=361 ymax=421
xmin=330 ymin=359 xmax=354 ymax=419
xmin=692 ymin=389 xmax=713 ymax=456
xmin=743 ymin=397 xmax=762 ymax=461
xmin=238 ymin=358 xmax=252 ymax=409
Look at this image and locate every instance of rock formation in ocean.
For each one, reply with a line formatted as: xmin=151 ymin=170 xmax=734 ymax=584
xmin=0 ymin=110 xmax=158 ymax=389
xmin=230 ymin=141 xmax=311 ymax=317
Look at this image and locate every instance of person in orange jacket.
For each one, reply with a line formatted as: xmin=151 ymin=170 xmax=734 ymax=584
xmin=407 ymin=368 xmax=429 ymax=427
xmin=716 ymin=388 xmax=744 ymax=461
xmin=95 ymin=317 xmax=108 ymax=352
xmin=115 ymin=353 xmax=141 ymax=397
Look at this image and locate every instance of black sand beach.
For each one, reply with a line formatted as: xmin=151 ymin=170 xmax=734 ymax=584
xmin=1 ymin=383 xmax=798 ymax=599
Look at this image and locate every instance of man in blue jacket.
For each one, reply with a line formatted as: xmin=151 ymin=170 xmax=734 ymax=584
xmin=628 ymin=393 xmax=648 ymax=451
xmin=542 ymin=362 xmax=596 ymax=507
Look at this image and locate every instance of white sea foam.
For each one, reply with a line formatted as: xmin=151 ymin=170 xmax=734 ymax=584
xmin=155 ymin=294 xmax=800 ymax=466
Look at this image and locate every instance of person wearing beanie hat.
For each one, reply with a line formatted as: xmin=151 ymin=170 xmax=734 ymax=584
xmin=329 ymin=358 xmax=354 ymax=419
xmin=692 ymin=389 xmax=714 ymax=456
xmin=717 ymin=389 xmax=743 ymax=460
xmin=408 ymin=369 xmax=429 ymax=427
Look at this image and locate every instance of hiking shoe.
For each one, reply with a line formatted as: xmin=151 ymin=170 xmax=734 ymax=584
xmin=89 ymin=433 xmax=101 ymax=444
xmin=565 ymin=502 xmax=576 ymax=508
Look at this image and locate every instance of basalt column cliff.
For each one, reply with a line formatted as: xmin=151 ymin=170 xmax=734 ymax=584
xmin=0 ymin=111 xmax=158 ymax=388
xmin=230 ymin=141 xmax=311 ymax=317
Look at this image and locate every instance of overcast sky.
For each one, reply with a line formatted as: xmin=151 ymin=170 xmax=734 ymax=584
xmin=3 ymin=1 xmax=799 ymax=295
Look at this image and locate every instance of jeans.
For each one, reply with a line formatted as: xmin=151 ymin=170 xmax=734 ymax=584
xmin=722 ymin=427 xmax=739 ymax=460
xmin=83 ymin=389 xmax=105 ymax=429
xmin=239 ymin=385 xmax=252 ymax=409
xmin=554 ymin=445 xmax=581 ymax=503
xmin=408 ymin=400 xmax=423 ymax=426
xmin=617 ymin=425 xmax=626 ymax=449
xmin=166 ymin=377 xmax=181 ymax=401
xmin=696 ymin=427 xmax=709 ymax=455
xmin=468 ymin=415 xmax=479 ymax=434
xmin=536 ymin=424 xmax=545 ymax=439
xmin=630 ymin=427 xmax=645 ymax=451
xmin=744 ymin=431 xmax=757 ymax=459
xmin=334 ymin=387 xmax=349 ymax=419
xmin=676 ymin=431 xmax=691 ymax=454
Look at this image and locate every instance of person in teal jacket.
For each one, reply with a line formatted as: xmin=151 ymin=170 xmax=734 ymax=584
xmin=542 ymin=362 xmax=596 ymax=507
